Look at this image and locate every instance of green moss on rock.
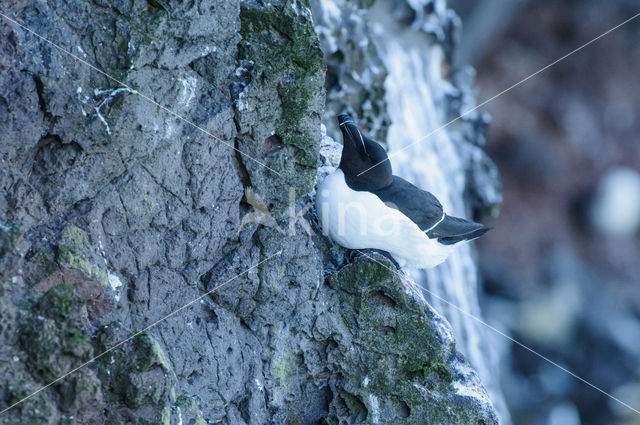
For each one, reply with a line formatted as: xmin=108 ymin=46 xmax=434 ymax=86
xmin=56 ymin=225 xmax=109 ymax=287
xmin=173 ymin=394 xmax=208 ymax=425
xmin=240 ymin=2 xmax=322 ymax=68
xmin=87 ymin=2 xmax=167 ymax=77
xmin=19 ymin=285 xmax=93 ymax=382
xmin=96 ymin=323 xmax=177 ymax=414
xmin=37 ymin=284 xmax=84 ymax=322
xmin=238 ymin=0 xmax=325 ymax=200
xmin=0 ymin=379 xmax=53 ymax=425
xmin=325 ymin=254 xmax=496 ymax=424
xmin=134 ymin=334 xmax=172 ymax=373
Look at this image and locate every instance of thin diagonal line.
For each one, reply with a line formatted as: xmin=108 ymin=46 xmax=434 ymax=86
xmin=0 ymin=250 xmax=282 ymax=415
xmin=356 ymin=250 xmax=640 ymax=415
xmin=358 ymin=10 xmax=640 ymax=176
xmin=0 ymin=11 xmax=282 ymax=176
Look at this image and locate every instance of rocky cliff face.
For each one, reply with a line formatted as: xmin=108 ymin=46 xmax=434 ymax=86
xmin=0 ymin=0 xmax=500 ymax=424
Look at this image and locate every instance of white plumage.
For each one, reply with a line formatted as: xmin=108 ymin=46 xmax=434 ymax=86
xmin=316 ymin=169 xmax=453 ymax=268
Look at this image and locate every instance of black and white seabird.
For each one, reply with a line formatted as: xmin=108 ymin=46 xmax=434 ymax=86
xmin=316 ymin=114 xmax=490 ymax=268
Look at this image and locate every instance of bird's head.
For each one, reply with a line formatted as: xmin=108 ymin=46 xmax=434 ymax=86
xmin=337 ymin=114 xmax=392 ymax=191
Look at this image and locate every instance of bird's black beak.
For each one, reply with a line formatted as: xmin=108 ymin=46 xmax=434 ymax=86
xmin=337 ymin=114 xmax=367 ymax=154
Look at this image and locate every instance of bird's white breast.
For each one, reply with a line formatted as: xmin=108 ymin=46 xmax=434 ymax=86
xmin=316 ymin=169 xmax=452 ymax=268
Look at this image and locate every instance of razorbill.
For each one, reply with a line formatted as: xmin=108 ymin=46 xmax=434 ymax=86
xmin=316 ymin=114 xmax=490 ymax=268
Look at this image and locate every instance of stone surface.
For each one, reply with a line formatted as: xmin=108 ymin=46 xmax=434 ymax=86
xmin=0 ymin=0 xmax=499 ymax=424
xmin=324 ymin=255 xmax=497 ymax=425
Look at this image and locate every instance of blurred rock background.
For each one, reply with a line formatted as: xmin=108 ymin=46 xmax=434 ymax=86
xmin=449 ymin=0 xmax=640 ymax=424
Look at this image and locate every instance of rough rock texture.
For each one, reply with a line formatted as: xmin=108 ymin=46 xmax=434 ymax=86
xmin=1 ymin=0 xmax=499 ymax=424
xmin=323 ymin=254 xmax=497 ymax=425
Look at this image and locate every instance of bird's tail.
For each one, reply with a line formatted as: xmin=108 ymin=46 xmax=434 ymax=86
xmin=426 ymin=215 xmax=491 ymax=245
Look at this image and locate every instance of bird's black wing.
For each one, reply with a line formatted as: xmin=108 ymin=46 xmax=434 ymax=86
xmin=373 ymin=175 xmax=491 ymax=244
xmin=427 ymin=215 xmax=489 ymax=245
xmin=372 ymin=176 xmax=444 ymax=231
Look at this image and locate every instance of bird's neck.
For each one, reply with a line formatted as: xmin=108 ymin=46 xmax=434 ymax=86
xmin=339 ymin=164 xmax=392 ymax=192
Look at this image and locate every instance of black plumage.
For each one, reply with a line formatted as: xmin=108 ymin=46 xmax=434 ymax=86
xmin=337 ymin=114 xmax=490 ymax=246
xmin=372 ymin=176 xmax=443 ymax=231
xmin=372 ymin=176 xmax=489 ymax=245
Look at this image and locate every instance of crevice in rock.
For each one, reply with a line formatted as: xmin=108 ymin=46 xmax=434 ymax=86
xmin=368 ymin=290 xmax=398 ymax=308
xmin=140 ymin=164 xmax=188 ymax=207
xmin=231 ymin=136 xmax=253 ymax=190
xmin=334 ymin=391 xmax=368 ymax=423
xmin=395 ymin=399 xmax=410 ymax=418
xmin=377 ymin=325 xmax=396 ymax=336
xmin=31 ymin=74 xmax=50 ymax=120
xmin=199 ymin=245 xmax=238 ymax=290
xmin=237 ymin=395 xmax=251 ymax=424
